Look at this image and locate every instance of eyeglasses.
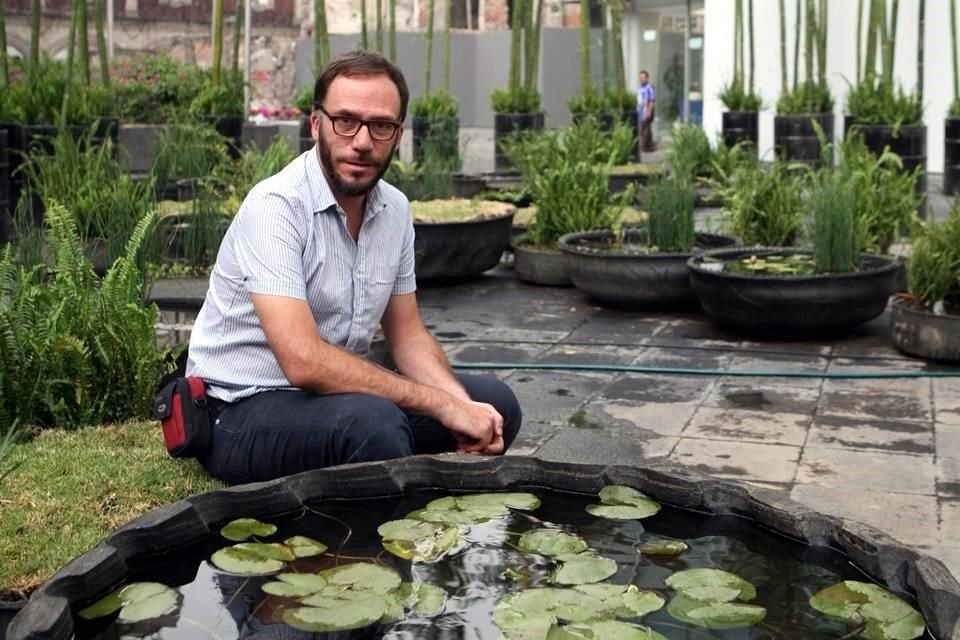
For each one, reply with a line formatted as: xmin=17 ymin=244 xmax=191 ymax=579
xmin=317 ymin=106 xmax=401 ymax=141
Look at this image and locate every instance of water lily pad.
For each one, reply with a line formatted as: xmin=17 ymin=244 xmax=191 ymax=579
xmin=400 ymin=581 xmax=448 ymax=616
xmin=284 ymin=536 xmax=328 ymax=558
xmin=378 ymin=519 xmax=440 ymax=542
xmin=638 ymin=540 xmax=688 ymax=556
xmin=319 ymin=562 xmax=403 ymax=594
xmin=810 ymin=581 xmax=925 ymax=640
xmin=598 ymin=486 xmax=655 ymax=507
xmin=78 ymin=582 xmax=178 ymax=622
xmin=456 ymin=492 xmax=541 ymax=511
xmin=262 ymin=573 xmax=328 ymax=597
xmin=495 ymin=587 xmax=613 ymax=636
xmin=282 ymin=592 xmax=387 ymax=632
xmin=665 ymin=568 xmax=757 ymax=602
xmin=409 ymin=507 xmax=481 ymax=526
xmin=233 ymin=542 xmax=296 ymax=562
xmin=586 ymin=504 xmax=660 ymax=520
xmin=551 ymin=555 xmax=618 ymax=585
xmin=519 ymin=529 xmax=589 ymax=557
xmin=220 ymin=517 xmax=277 ymax=542
xmin=621 ymin=589 xmax=666 ymax=617
xmin=211 ymin=546 xmax=286 ymax=575
xmin=570 ymin=583 xmax=664 ymax=618
xmin=667 ymin=595 xmax=767 ymax=629
xmin=379 ymin=518 xmax=459 ymax=561
xmin=561 ymin=620 xmax=669 ymax=640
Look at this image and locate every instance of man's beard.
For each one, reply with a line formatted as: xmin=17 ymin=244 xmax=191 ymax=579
xmin=317 ymin=134 xmax=395 ymax=197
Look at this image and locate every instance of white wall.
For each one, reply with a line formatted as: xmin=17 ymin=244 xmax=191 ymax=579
xmin=704 ymin=0 xmax=951 ymax=172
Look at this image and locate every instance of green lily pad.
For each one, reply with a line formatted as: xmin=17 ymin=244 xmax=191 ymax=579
xmin=586 ymin=504 xmax=661 ymax=520
xmin=78 ymin=582 xmax=178 ymax=622
xmin=378 ymin=519 xmax=441 ymax=542
xmin=284 ymin=536 xmax=328 ymax=558
xmin=409 ymin=507 xmax=482 ymax=526
xmin=220 ymin=517 xmax=277 ymax=542
xmin=551 ymin=555 xmax=618 ymax=585
xmin=378 ymin=518 xmax=459 ymax=562
xmin=233 ymin=542 xmax=296 ymax=562
xmin=810 ymin=581 xmax=925 ymax=640
xmin=638 ymin=540 xmax=688 ymax=556
xmin=665 ymin=568 xmax=757 ymax=602
xmin=598 ymin=486 xmax=654 ymax=507
xmin=319 ymin=562 xmax=403 ymax=594
xmin=561 ymin=620 xmax=670 ymax=640
xmin=570 ymin=584 xmax=664 ymax=618
xmin=456 ymin=492 xmax=542 ymax=511
xmin=282 ymin=592 xmax=387 ymax=632
xmin=210 ymin=546 xmax=286 ymax=575
xmin=621 ymin=589 xmax=666 ymax=617
xmin=667 ymin=595 xmax=767 ymax=629
xmin=425 ymin=496 xmax=460 ymax=511
xmin=262 ymin=573 xmax=328 ymax=597
xmin=400 ymin=581 xmax=448 ymax=616
xmin=494 ymin=587 xmax=614 ymax=637
xmin=518 ymin=529 xmax=589 ymax=557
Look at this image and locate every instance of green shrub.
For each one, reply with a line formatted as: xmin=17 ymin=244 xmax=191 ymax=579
xmin=647 ymin=177 xmax=696 ymax=253
xmin=189 ymin=71 xmax=245 ymax=117
xmin=292 ymin=85 xmax=314 ymax=114
xmin=809 ymin=168 xmax=860 ymax=274
xmin=605 ymin=88 xmax=638 ymax=112
xmin=0 ymin=57 xmax=115 ymax=125
xmin=846 ymin=76 xmax=922 ymax=126
xmin=908 ymin=202 xmax=960 ymax=307
xmin=567 ymin=91 xmax=607 ymax=115
xmin=776 ymin=80 xmax=834 ymax=115
xmin=152 ymin=123 xmax=231 ymax=187
xmin=216 ymin=136 xmax=297 ymax=212
xmin=490 ymin=87 xmax=542 ymax=114
xmin=112 ymin=53 xmax=206 ymax=124
xmin=666 ymin=124 xmax=712 ymax=182
xmin=410 ymin=88 xmax=458 ymax=119
xmin=561 ymin=118 xmax=635 ymax=167
xmin=0 ymin=204 xmax=170 ymax=432
xmin=719 ymin=77 xmax=762 ymax=112
xmin=716 ymin=160 xmax=805 ymax=247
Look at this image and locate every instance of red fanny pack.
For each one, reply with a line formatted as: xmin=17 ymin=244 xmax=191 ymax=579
xmin=152 ymin=377 xmax=211 ymax=458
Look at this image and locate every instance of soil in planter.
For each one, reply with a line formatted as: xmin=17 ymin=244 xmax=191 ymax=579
xmin=71 ymin=488 xmax=932 ymax=640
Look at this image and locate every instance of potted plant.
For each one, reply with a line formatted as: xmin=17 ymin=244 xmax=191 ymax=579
xmin=720 ymin=0 xmax=762 ymax=153
xmin=189 ymin=69 xmax=246 ymax=157
xmin=558 ymin=176 xmax=737 ymax=309
xmin=845 ymin=0 xmax=925 ymax=200
xmin=891 ymin=203 xmax=960 ymax=361
xmin=689 ymin=158 xmax=900 ymax=338
xmin=491 ymin=0 xmax=544 ymax=172
xmin=945 ymin=0 xmax=960 ymax=194
xmin=666 ymin=123 xmax=754 ymax=205
xmin=292 ymin=85 xmax=314 ymax=153
xmin=774 ymin=0 xmax=834 ymax=166
xmin=505 ymin=125 xmax=632 ymax=286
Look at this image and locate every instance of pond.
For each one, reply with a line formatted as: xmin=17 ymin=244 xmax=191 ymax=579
xmin=72 ymin=487 xmax=933 ymax=640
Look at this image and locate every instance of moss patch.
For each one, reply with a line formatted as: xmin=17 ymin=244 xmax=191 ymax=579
xmin=410 ymin=199 xmax=514 ymax=223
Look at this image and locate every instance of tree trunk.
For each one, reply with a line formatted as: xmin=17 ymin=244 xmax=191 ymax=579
xmin=94 ymin=0 xmax=110 ymax=84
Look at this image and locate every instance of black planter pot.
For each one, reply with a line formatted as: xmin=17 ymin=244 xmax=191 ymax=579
xmin=945 ymin=118 xmax=960 ymax=195
xmin=411 ymin=116 xmax=460 ymax=166
xmin=413 ymin=205 xmax=514 ymax=281
xmin=513 ymin=242 xmax=571 ymax=286
xmin=202 ymin=114 xmax=244 ymax=157
xmin=7 ymin=456 xmax=960 ymax=640
xmin=1 ymin=599 xmax=26 ymax=640
xmin=688 ymin=247 xmax=899 ymax=338
xmin=298 ymin=115 xmax=314 ymax=153
xmin=722 ymin=110 xmax=758 ymax=152
xmin=774 ymin=112 xmax=834 ymax=166
xmin=891 ymin=298 xmax=960 ymax=362
xmin=0 ymin=129 xmax=10 ymax=245
xmin=844 ymin=120 xmax=927 ymax=199
xmin=450 ymin=173 xmax=488 ymax=199
xmin=493 ymin=111 xmax=545 ymax=172
xmin=558 ymin=230 xmax=738 ymax=309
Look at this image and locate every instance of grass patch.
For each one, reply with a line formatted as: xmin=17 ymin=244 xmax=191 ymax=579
xmin=410 ymin=199 xmax=514 ymax=223
xmin=0 ymin=420 xmax=222 ymax=597
xmin=513 ymin=206 xmax=647 ymax=229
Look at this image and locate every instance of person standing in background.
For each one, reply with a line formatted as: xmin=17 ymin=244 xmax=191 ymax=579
xmin=637 ymin=70 xmax=656 ymax=152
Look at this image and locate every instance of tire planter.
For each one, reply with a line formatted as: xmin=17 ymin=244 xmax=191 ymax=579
xmin=844 ymin=120 xmax=927 ymax=200
xmin=412 ymin=116 xmax=460 ymax=167
xmin=0 ymin=129 xmax=10 ymax=245
xmin=607 ymin=165 xmax=664 ymax=195
xmin=513 ymin=242 xmax=572 ymax=287
xmin=774 ymin=112 xmax=834 ymax=166
xmin=1 ymin=600 xmax=26 ymax=640
xmin=688 ymin=247 xmax=900 ymax=338
xmin=890 ymin=298 xmax=960 ymax=363
xmin=7 ymin=456 xmax=960 ymax=640
xmin=413 ymin=206 xmax=514 ymax=281
xmin=558 ymin=230 xmax=738 ymax=310
xmin=945 ymin=117 xmax=960 ymax=195
xmin=721 ymin=110 xmax=758 ymax=152
xmin=202 ymin=114 xmax=244 ymax=157
xmin=493 ymin=112 xmax=545 ymax=172
xmin=450 ymin=173 xmax=487 ymax=199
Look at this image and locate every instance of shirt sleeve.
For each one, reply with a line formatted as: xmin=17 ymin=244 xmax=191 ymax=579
xmin=393 ymin=204 xmax=417 ymax=296
xmin=649 ymin=85 xmax=657 ymax=101
xmin=233 ymin=189 xmax=310 ymax=300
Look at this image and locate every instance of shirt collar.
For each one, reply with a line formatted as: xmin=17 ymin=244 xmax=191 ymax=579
xmin=304 ymin=147 xmax=389 ymax=219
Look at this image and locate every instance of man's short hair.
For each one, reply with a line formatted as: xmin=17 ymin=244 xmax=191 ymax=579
xmin=639 ymin=70 xmax=649 ymax=78
xmin=313 ymin=50 xmax=410 ymax=121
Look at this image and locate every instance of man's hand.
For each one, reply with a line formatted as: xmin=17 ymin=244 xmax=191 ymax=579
xmin=437 ymin=399 xmax=505 ymax=455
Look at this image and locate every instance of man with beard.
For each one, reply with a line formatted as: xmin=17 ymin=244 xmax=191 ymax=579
xmin=185 ymin=50 xmax=521 ymax=484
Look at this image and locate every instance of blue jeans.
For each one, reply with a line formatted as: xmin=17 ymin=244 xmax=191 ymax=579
xmin=199 ymin=374 xmax=522 ymax=484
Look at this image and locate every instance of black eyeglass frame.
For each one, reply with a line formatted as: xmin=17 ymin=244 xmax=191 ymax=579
xmin=316 ymin=106 xmax=402 ymax=141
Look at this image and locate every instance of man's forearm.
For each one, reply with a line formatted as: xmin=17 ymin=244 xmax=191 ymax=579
xmin=389 ymin=331 xmax=470 ymax=401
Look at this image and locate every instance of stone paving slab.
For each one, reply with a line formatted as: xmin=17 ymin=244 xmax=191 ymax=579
xmin=807 ymin=414 xmax=935 ymax=455
xmin=669 ymin=439 xmax=801 ymax=483
xmin=684 ymin=406 xmax=811 ymax=446
xmin=796 ymin=446 xmax=936 ymax=494
xmin=701 ymin=380 xmax=821 ymax=415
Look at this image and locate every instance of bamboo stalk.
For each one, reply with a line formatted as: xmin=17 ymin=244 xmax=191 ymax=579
xmin=611 ymin=3 xmax=625 ymax=94
xmin=952 ymin=0 xmax=958 ymax=102
xmin=805 ymin=0 xmax=814 ymax=84
xmin=865 ymin=0 xmax=878 ymax=80
xmin=917 ymin=0 xmax=925 ymax=106
xmin=315 ymin=0 xmax=329 ymax=71
xmin=601 ymin=5 xmax=610 ymax=90
xmin=818 ymin=0 xmax=827 ymax=85
xmin=580 ymin=0 xmax=590 ymax=94
xmin=748 ymin=0 xmax=755 ymax=94
xmin=376 ymin=0 xmax=383 ymax=52
xmin=522 ymin=0 xmax=533 ymax=88
xmin=425 ymin=0 xmax=435 ymax=92
xmin=509 ymin=0 xmax=523 ymax=93
xmin=30 ymin=0 xmax=40 ymax=70
xmin=529 ymin=0 xmax=545 ymax=90
xmin=793 ymin=0 xmax=800 ymax=90
xmin=232 ymin=0 xmax=243 ymax=76
xmin=61 ymin=0 xmax=79 ymax=127
xmin=94 ymin=0 xmax=110 ymax=84
xmin=779 ymin=0 xmax=787 ymax=94
xmin=212 ymin=0 xmax=224 ymax=85
xmin=856 ymin=0 xmax=863 ymax=83
xmin=1 ymin=2 xmax=12 ymax=87
xmin=879 ymin=0 xmax=891 ymax=84
xmin=734 ymin=0 xmax=742 ymax=85
xmin=443 ymin=0 xmax=451 ymax=90
xmin=361 ymin=0 xmax=368 ymax=49
xmin=78 ymin=0 xmax=89 ymax=85
xmin=889 ymin=0 xmax=899 ymax=81
xmin=389 ymin=0 xmax=396 ymax=61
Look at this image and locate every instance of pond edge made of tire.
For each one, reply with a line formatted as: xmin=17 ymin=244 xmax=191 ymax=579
xmin=8 ymin=456 xmax=960 ymax=640
xmin=413 ymin=205 xmax=515 ymax=282
xmin=891 ymin=298 xmax=960 ymax=363
xmin=688 ymin=247 xmax=899 ymax=338
xmin=558 ymin=230 xmax=738 ymax=309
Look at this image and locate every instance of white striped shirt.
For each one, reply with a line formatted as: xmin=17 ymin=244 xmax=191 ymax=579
xmin=185 ymin=148 xmax=417 ymax=402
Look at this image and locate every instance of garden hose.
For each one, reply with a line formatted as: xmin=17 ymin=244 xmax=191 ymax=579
xmin=451 ymin=362 xmax=960 ymax=379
